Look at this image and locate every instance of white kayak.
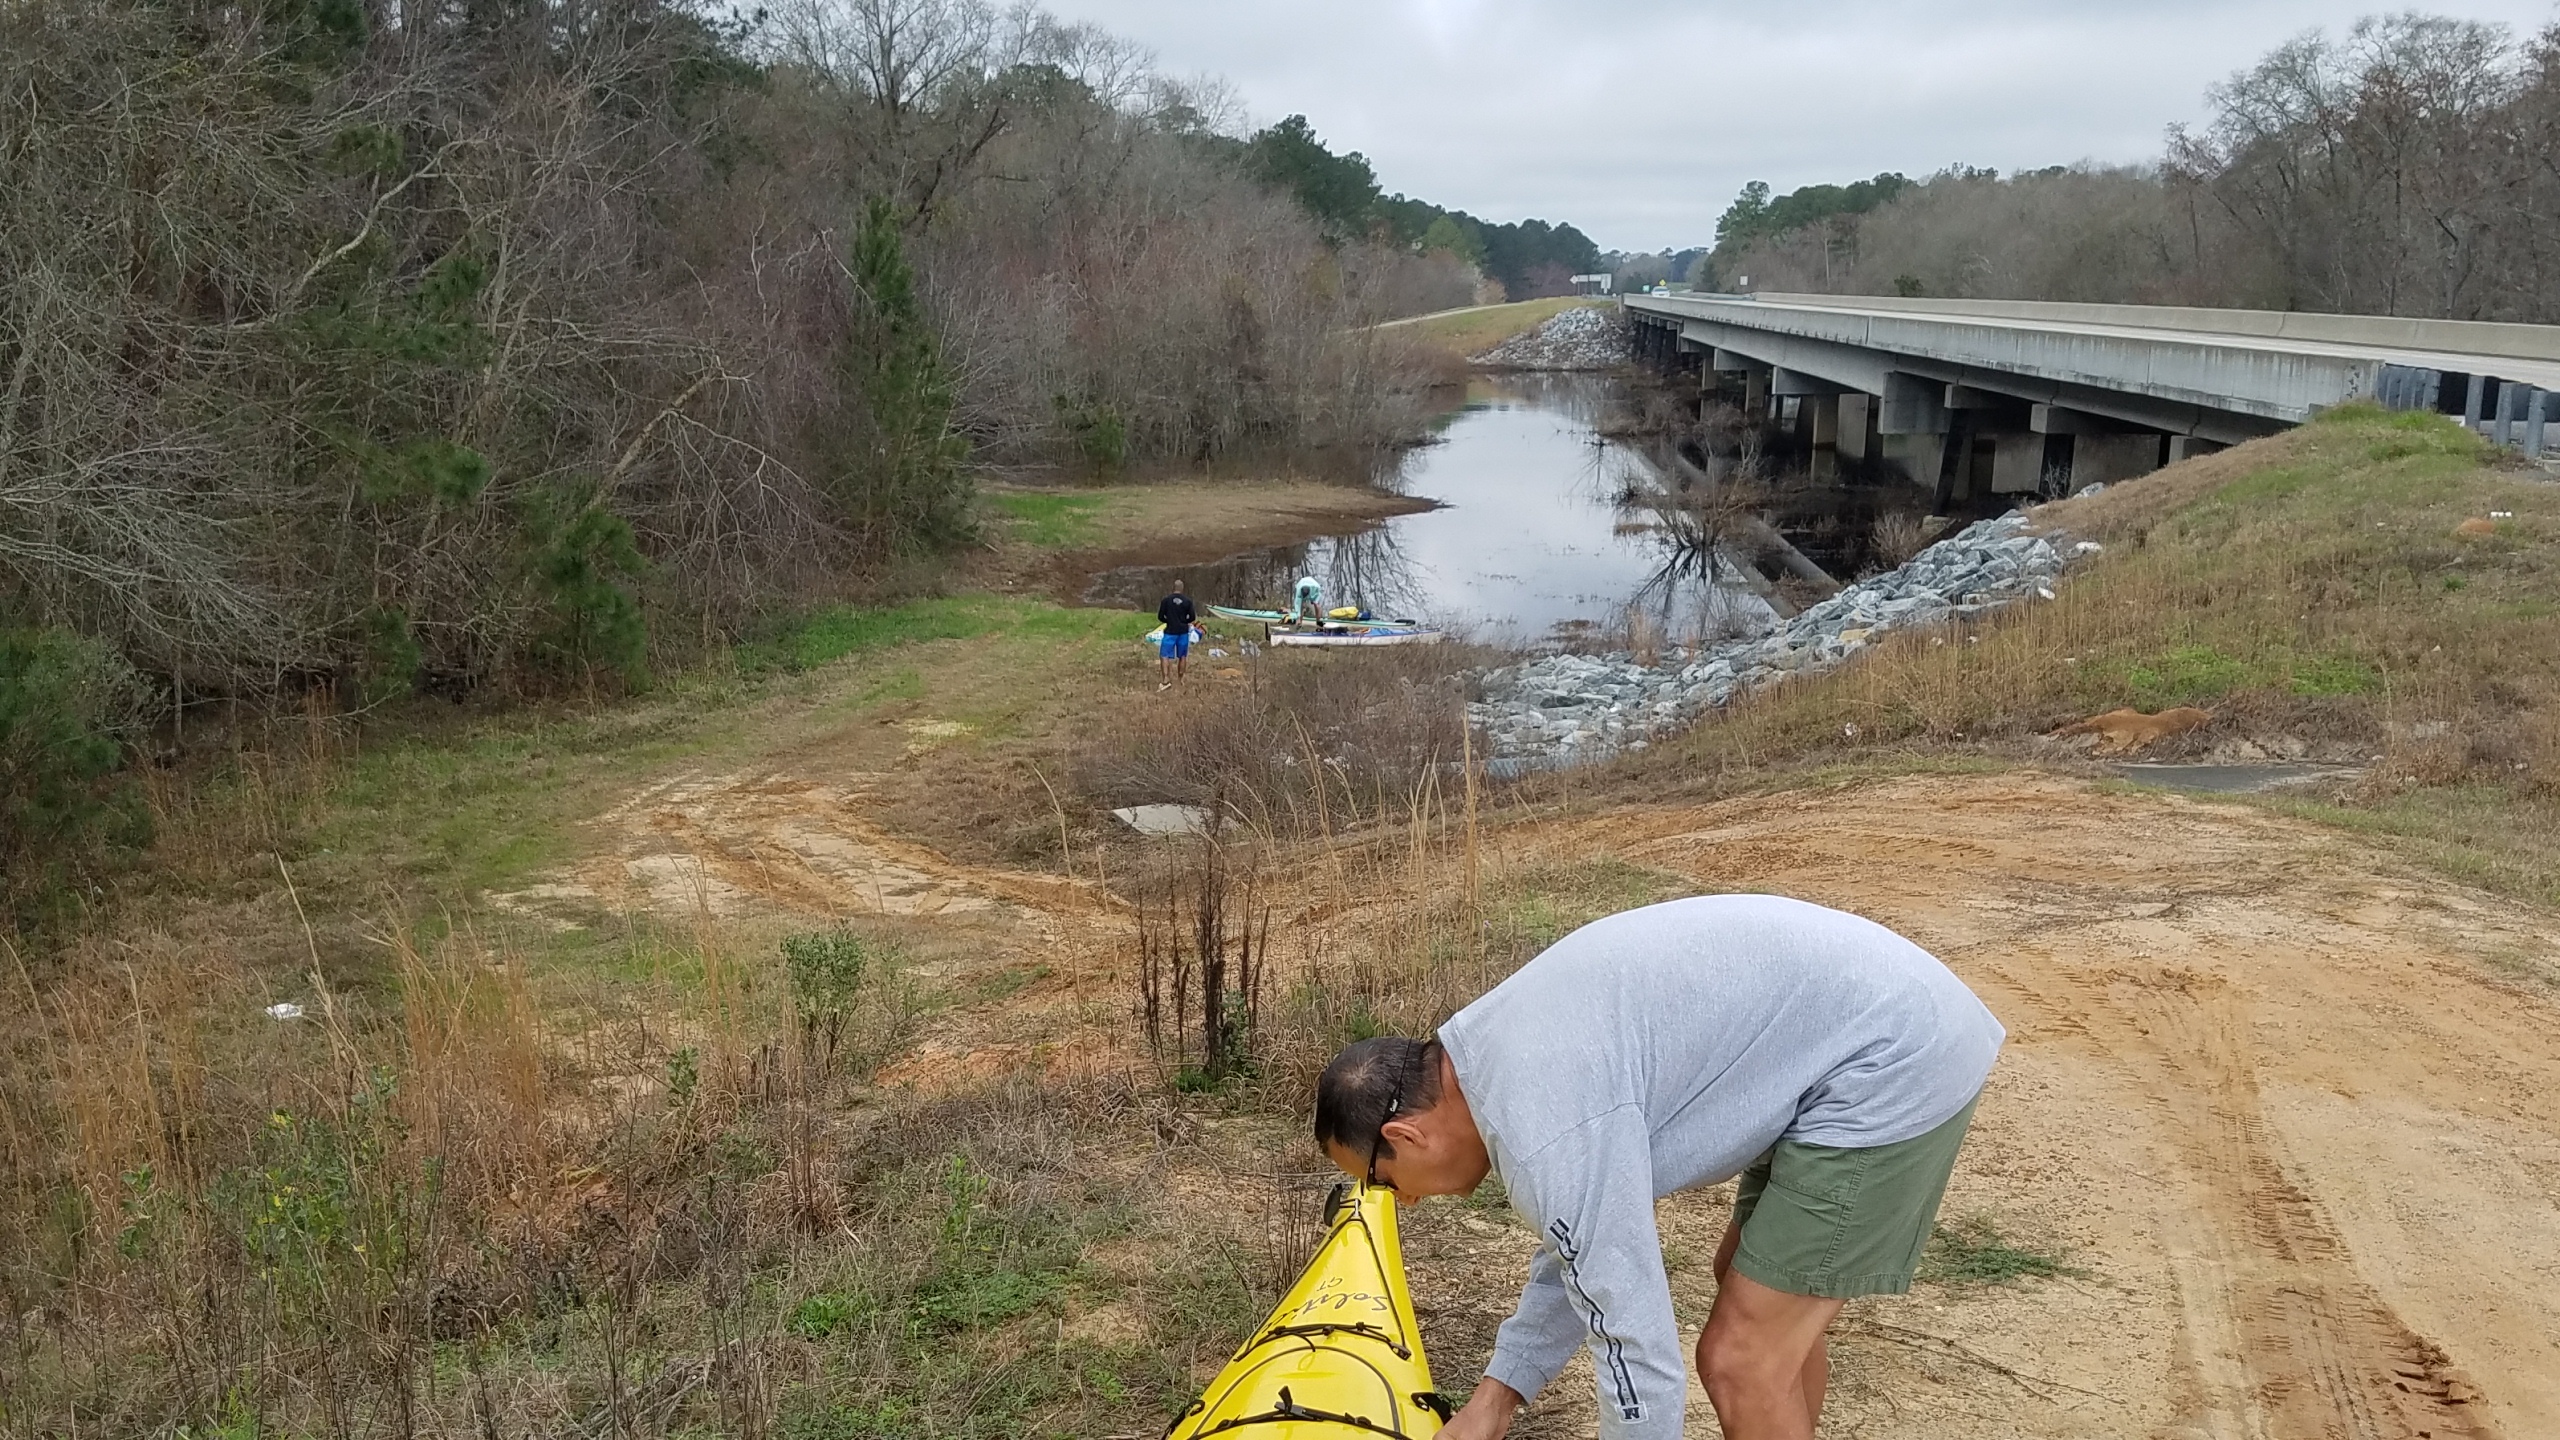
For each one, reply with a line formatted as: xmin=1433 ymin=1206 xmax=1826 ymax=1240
xmin=1267 ymin=626 xmax=1445 ymax=648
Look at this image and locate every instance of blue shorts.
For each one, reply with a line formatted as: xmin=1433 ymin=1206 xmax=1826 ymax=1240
xmin=1159 ymin=630 xmax=1191 ymax=660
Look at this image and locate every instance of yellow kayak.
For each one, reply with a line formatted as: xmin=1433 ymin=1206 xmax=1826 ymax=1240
xmin=1167 ymin=1184 xmax=1447 ymax=1439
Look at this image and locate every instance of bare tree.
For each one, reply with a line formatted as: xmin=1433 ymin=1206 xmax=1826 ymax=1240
xmin=1716 ymin=12 xmax=2560 ymax=325
xmin=1 ymin=0 xmax=1442 ymax=705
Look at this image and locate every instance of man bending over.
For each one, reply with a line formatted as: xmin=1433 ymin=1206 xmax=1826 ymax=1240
xmin=1315 ymin=894 xmax=2004 ymax=1440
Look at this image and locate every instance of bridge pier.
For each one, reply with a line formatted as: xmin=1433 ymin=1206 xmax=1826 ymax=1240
xmin=1877 ymin=433 xmax=1941 ymax=488
xmin=1874 ymin=374 xmax=1950 ymax=490
xmin=1773 ymin=369 xmax=1844 ymax=458
xmin=2074 ymin=436 xmax=2168 ymax=486
xmin=1839 ymin=393 xmax=1876 ymax=462
xmin=1942 ymin=386 xmax=2043 ymax=501
xmin=1989 ymin=434 xmax=2048 ymax=495
xmin=2032 ymin=403 xmax=2169 ymax=492
xmin=2494 ymin=380 xmax=2538 ymax=446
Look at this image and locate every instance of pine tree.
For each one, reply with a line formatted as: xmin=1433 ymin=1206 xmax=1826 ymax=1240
xmin=834 ymin=198 xmax=974 ymax=555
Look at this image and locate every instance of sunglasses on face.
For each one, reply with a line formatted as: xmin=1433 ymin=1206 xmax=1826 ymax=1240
xmin=1364 ymin=1083 xmax=1405 ymax=1192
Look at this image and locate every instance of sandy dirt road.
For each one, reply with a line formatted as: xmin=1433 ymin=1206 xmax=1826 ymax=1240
xmin=525 ymin=764 xmax=2560 ymax=1439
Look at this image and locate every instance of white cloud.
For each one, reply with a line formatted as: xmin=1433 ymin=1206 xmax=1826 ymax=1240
xmin=1041 ymin=0 xmax=2560 ymax=249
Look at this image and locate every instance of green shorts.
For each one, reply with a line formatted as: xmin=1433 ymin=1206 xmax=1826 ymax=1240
xmin=1728 ymin=1094 xmax=1981 ymax=1300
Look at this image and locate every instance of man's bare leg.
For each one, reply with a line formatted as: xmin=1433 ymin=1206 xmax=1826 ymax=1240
xmin=1704 ymin=1219 xmax=1840 ymax=1437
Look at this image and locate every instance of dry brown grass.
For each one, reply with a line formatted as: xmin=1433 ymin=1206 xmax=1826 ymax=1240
xmin=0 ymin=890 xmax=1236 ymax=1437
xmin=1076 ymin=642 xmax=1695 ymax=1123
xmin=1073 ymin=642 xmax=1495 ymax=848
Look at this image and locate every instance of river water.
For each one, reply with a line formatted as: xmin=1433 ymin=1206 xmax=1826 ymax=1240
xmin=1081 ymin=376 xmax=1771 ymax=648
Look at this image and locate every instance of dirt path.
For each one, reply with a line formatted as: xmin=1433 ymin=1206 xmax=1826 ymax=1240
xmin=510 ymin=762 xmax=2560 ymax=1438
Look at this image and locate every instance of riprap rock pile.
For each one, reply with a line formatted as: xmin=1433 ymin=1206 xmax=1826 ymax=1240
xmin=1471 ymin=514 xmax=2090 ymax=761
xmin=1472 ymin=306 xmax=1628 ymax=370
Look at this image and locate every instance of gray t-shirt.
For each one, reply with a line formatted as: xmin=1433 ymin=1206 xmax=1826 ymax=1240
xmin=1437 ymin=894 xmax=2004 ymax=1440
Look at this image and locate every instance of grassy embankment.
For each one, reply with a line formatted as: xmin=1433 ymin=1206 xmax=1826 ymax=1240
xmin=1384 ymin=296 xmax=1607 ymax=363
xmin=1636 ymin=403 xmax=2560 ymax=903
xmin=982 ymin=491 xmax=1111 ymax=551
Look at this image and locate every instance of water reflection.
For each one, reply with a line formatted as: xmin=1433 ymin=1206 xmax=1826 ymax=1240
xmin=1083 ymin=376 xmax=1777 ymax=648
xmin=1079 ymin=530 xmax=1430 ymax=621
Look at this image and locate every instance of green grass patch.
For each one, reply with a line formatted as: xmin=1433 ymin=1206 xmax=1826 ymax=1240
xmin=271 ymin=593 xmax=1142 ymax=912
xmin=848 ymin=667 xmax=927 ymax=709
xmin=2114 ymin=645 xmax=2381 ymax=707
xmin=305 ymin=707 xmax=709 ymax=896
xmin=1487 ymin=858 xmax=1691 ymax=952
xmin=986 ymin=490 xmax=1109 ymax=549
xmin=1401 ymin=297 xmax=1608 ymax=359
xmin=1919 ymin=1215 xmax=2075 ymax=1286
xmin=2287 ymin=653 xmax=2382 ymax=697
xmin=740 ymin=595 xmax=1145 ymax=675
xmin=739 ymin=597 xmax=1002 ymax=673
xmin=910 ymin=1264 xmax=1067 ymax=1334
xmin=2121 ymin=643 xmax=2255 ymax=708
xmin=965 ymin=964 xmax=1049 ymax=1005
xmin=2261 ymin=786 xmax=2560 ymax=909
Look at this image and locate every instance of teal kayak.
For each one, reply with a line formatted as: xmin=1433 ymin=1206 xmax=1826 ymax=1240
xmin=1209 ymin=604 xmax=1289 ymax=624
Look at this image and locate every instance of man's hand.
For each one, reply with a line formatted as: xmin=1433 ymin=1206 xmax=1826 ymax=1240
xmin=1437 ymin=1377 xmax=1525 ymax=1440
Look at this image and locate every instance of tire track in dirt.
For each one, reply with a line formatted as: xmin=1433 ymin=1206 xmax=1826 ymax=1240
xmin=497 ymin=768 xmax=1122 ymax=930
xmin=487 ymin=766 xmax=1137 ymax=1089
xmin=2097 ymin=963 xmax=2493 ymax=1440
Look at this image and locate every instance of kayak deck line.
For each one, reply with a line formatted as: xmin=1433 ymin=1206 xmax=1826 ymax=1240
xmin=1166 ymin=1183 xmax=1444 ymax=1439
xmin=1178 ymin=1385 xmax=1454 ymax=1439
xmin=1253 ymin=1320 xmax=1412 ymax=1360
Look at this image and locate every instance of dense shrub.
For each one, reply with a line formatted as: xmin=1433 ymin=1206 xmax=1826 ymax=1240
xmin=0 ymin=627 xmax=149 ymax=911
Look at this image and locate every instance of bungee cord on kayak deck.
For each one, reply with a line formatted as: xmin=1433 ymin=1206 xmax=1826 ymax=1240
xmin=1165 ymin=1184 xmax=1447 ymax=1439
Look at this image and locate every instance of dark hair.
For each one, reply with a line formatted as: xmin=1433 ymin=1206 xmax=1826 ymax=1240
xmin=1313 ymin=1036 xmax=1444 ymax=1162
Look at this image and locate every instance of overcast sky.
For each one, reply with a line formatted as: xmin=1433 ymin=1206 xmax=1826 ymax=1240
xmin=1041 ymin=0 xmax=2560 ymax=253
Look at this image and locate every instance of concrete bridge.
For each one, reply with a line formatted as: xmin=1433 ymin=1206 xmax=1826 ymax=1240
xmin=1623 ymin=291 xmax=2560 ymax=505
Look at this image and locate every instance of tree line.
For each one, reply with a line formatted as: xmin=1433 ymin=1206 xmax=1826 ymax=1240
xmin=1239 ymin=114 xmax=1606 ymax=300
xmin=0 ymin=0 xmax=1600 ymax=888
xmin=1705 ymin=14 xmax=2560 ymax=322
